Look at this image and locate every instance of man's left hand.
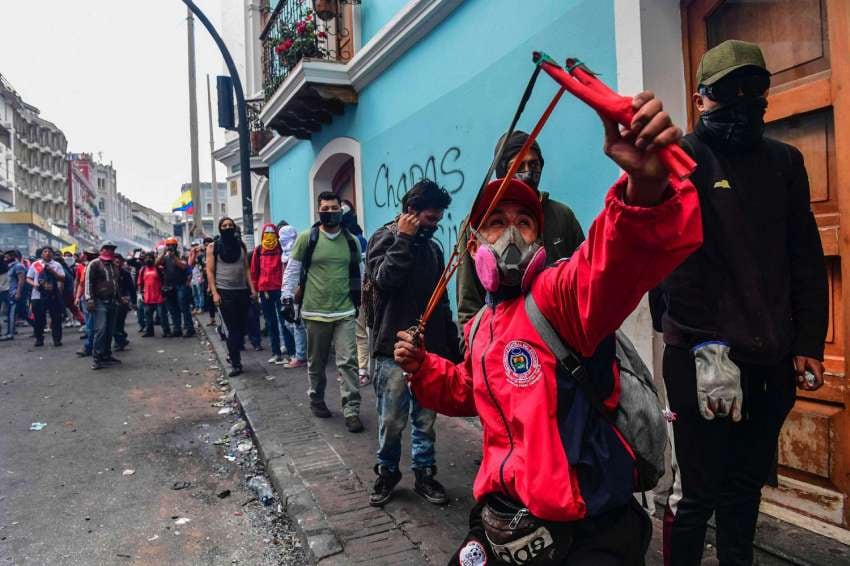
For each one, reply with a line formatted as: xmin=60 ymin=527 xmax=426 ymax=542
xmin=794 ymin=356 xmax=824 ymax=391
xmin=600 ymin=91 xmax=682 ymax=206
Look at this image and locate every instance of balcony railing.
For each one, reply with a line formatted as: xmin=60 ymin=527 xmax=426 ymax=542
xmin=246 ymin=99 xmax=274 ymax=157
xmin=260 ymin=0 xmax=356 ymax=100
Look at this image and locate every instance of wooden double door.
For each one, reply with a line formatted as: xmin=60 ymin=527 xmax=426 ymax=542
xmin=684 ymin=0 xmax=850 ymax=528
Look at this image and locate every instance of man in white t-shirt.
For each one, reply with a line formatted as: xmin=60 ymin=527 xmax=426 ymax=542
xmin=26 ymin=247 xmax=66 ymax=347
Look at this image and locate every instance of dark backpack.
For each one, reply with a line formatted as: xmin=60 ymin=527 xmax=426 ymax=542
xmin=297 ymin=223 xmax=361 ymax=310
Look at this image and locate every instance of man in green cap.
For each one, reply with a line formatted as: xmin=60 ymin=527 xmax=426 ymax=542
xmin=651 ymin=39 xmax=828 ymax=565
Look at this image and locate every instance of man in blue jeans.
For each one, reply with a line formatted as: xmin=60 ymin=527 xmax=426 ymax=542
xmin=1 ymin=250 xmax=26 ymax=340
xmin=157 ymin=237 xmax=194 ymax=337
xmin=85 ymin=241 xmax=121 ymax=370
xmin=364 ymin=180 xmax=461 ymax=506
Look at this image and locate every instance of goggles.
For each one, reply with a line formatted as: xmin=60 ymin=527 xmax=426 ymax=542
xmin=699 ymin=73 xmax=770 ymax=104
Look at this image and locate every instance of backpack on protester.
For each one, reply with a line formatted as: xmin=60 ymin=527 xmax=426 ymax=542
xmin=468 ymin=294 xmax=667 ymax=492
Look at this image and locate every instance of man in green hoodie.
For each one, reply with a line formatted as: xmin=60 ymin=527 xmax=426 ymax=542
xmin=456 ymin=131 xmax=586 ymax=325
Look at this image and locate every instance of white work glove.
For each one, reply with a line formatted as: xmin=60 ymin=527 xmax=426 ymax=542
xmin=692 ymin=341 xmax=742 ymax=422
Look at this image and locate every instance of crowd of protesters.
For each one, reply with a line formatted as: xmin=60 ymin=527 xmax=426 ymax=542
xmin=0 ymin=40 xmax=831 ymax=565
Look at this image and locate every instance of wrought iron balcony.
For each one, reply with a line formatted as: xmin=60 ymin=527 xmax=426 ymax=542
xmin=246 ymin=99 xmax=274 ymax=157
xmin=260 ymin=0 xmax=357 ymax=100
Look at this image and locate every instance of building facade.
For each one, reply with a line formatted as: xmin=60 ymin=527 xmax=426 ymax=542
xmin=131 ymin=202 xmax=172 ymax=250
xmin=236 ymin=0 xmax=850 ymax=536
xmin=0 ymin=73 xmax=74 ymax=252
xmin=67 ymin=153 xmax=100 ymax=250
xmin=174 ymin=181 xmax=228 ymax=239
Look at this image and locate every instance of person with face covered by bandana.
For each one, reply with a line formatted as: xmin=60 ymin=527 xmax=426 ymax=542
xmin=455 ymin=131 xmax=586 ymax=327
xmin=207 ymin=217 xmax=257 ymax=377
xmin=250 ymin=223 xmax=289 ymax=365
xmin=395 ymin=92 xmax=702 ymax=565
xmin=363 ymin=180 xmax=461 ymax=507
xmin=646 ymin=40 xmax=828 ymax=566
xmin=282 ymin=191 xmax=364 ymax=433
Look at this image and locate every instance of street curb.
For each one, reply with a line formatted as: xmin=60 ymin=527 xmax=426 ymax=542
xmin=195 ymin=319 xmax=344 ymax=565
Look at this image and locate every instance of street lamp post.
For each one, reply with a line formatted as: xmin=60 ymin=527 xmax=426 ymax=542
xmin=181 ymin=0 xmax=254 ymax=248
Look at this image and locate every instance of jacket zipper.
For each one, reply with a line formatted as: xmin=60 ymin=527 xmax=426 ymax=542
xmin=479 ymin=309 xmax=515 ymax=496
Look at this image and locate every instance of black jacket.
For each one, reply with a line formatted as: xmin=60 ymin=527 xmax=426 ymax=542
xmin=651 ymin=131 xmax=828 ymax=364
xmin=117 ymin=267 xmax=137 ymax=304
xmin=366 ymin=222 xmax=461 ymax=362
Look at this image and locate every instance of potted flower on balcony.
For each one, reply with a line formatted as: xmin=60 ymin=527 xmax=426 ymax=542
xmin=272 ymin=9 xmax=327 ymax=70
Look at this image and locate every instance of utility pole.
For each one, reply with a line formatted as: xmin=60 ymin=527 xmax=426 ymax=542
xmin=206 ymin=74 xmax=220 ymax=230
xmin=186 ymin=7 xmax=202 ymax=237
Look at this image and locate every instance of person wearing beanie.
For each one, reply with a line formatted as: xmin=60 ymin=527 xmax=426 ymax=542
xmin=455 ymin=130 xmax=585 ymax=325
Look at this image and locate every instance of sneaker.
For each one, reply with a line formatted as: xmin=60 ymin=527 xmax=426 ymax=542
xmin=171 ymin=331 xmax=183 ymax=338
xmin=228 ymin=365 xmax=243 ymax=377
xmin=162 ymin=331 xmax=172 ymax=338
xmin=284 ymin=358 xmax=306 ymax=369
xmin=268 ymin=355 xmax=287 ymax=365
xmin=413 ymin=466 xmax=448 ymax=505
xmin=253 ymin=344 xmax=264 ymax=352
xmin=91 ymin=359 xmax=104 ymax=370
xmin=310 ymin=400 xmax=331 ymax=418
xmin=142 ymin=331 xmax=154 ymax=337
xmin=76 ymin=349 xmax=91 ymax=357
xmin=0 ymin=335 xmax=12 ymax=341
xmin=53 ymin=340 xmax=62 ymax=347
xmin=345 ymin=415 xmax=364 ymax=433
xmin=34 ymin=338 xmax=44 ymax=347
xmin=115 ymin=342 xmax=129 ymax=351
xmin=183 ymin=330 xmax=196 ymax=338
xmin=103 ymin=356 xmax=122 ymax=365
xmin=369 ymin=465 xmax=402 ymax=507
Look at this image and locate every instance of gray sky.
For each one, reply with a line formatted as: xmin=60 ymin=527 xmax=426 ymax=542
xmin=0 ymin=0 xmax=230 ymax=213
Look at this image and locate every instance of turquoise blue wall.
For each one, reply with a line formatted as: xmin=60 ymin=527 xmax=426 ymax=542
xmin=270 ymin=0 xmax=618 ymax=271
xmin=359 ymin=0 xmax=410 ymax=45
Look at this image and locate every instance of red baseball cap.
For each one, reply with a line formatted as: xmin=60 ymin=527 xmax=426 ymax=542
xmin=470 ymin=178 xmax=544 ymax=231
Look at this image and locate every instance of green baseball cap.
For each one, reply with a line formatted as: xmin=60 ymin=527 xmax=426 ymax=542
xmin=696 ymin=40 xmax=770 ymax=86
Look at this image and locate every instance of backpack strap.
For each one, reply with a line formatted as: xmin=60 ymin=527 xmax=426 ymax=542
xmin=467 ymin=306 xmax=488 ymax=351
xmin=524 ymin=293 xmax=609 ymax=417
xmin=298 ymin=223 xmax=322 ymax=295
xmin=342 ymin=228 xmax=362 ymax=309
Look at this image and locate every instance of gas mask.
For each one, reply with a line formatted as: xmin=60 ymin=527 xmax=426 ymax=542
xmin=473 ymin=225 xmax=546 ymax=294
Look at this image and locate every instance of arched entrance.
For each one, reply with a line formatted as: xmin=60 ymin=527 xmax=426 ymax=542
xmin=308 ymin=137 xmax=363 ymax=227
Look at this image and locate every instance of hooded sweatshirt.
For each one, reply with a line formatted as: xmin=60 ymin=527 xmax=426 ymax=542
xmin=250 ymin=223 xmax=283 ymax=292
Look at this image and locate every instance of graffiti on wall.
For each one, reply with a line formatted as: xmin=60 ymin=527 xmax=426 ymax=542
xmin=371 ymin=146 xmax=467 ymax=255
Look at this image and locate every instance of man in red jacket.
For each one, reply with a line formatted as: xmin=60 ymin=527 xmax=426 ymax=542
xmin=251 ymin=223 xmax=288 ymax=364
xmin=394 ymin=92 xmax=703 ymax=565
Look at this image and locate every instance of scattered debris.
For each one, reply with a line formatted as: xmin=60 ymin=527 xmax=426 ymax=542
xmin=185 ymin=384 xmax=192 ymax=389
xmin=171 ymin=481 xmax=191 ymax=491
xmin=264 ymin=375 xmax=276 ymax=382
xmin=228 ymin=421 xmax=246 ymax=435
xmin=247 ymin=476 xmax=274 ymax=506
xmin=224 ymin=455 xmax=236 ymax=462
xmin=122 ymin=469 xmax=135 ymax=476
xmin=237 ymin=440 xmax=253 ymax=453
xmin=29 ymin=422 xmax=47 ymax=431
xmin=217 ymin=407 xmax=232 ymax=415
xmin=173 ymin=517 xmax=190 ymax=526
xmin=147 ymin=535 xmax=159 ymax=542
xmin=156 ymin=350 xmax=165 ymax=354
xmin=217 ymin=489 xmax=231 ymax=499
xmin=213 ymin=436 xmax=229 ymax=446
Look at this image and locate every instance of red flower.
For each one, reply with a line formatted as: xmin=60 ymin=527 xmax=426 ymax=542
xmin=296 ymin=21 xmax=307 ymax=35
xmin=317 ymin=30 xmax=327 ymax=40
xmin=275 ymin=38 xmax=294 ymax=54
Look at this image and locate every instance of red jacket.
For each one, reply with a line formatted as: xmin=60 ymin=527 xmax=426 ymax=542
xmin=250 ymin=223 xmax=283 ymax=292
xmin=138 ymin=266 xmax=164 ymax=305
xmin=410 ymin=175 xmax=702 ymax=522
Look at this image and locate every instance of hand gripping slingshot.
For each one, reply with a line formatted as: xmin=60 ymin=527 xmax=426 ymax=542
xmin=406 ymin=52 xmax=697 ymax=347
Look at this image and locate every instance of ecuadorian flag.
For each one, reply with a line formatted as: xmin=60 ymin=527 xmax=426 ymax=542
xmin=172 ymin=190 xmax=193 ymax=214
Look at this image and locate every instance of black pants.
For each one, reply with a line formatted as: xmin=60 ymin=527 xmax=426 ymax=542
xmin=450 ymin=499 xmax=651 ymax=566
xmin=144 ymin=303 xmax=169 ymax=335
xmin=218 ymin=289 xmax=250 ymax=367
xmin=32 ymin=297 xmax=63 ymax=342
xmin=662 ymin=345 xmax=796 ymax=566
xmin=113 ymin=302 xmax=129 ymax=346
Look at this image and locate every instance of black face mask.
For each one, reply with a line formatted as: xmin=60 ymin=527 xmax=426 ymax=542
xmin=697 ymin=96 xmax=767 ymax=150
xmin=416 ymin=226 xmax=437 ymax=241
xmin=516 ymin=170 xmax=541 ymax=190
xmin=220 ymin=228 xmax=236 ymax=241
xmin=319 ymin=211 xmax=342 ymax=227
xmin=145 ymin=259 xmax=155 ymax=266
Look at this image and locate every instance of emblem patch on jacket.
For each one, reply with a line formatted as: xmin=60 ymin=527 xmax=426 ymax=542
xmin=503 ymin=341 xmax=542 ymax=387
xmin=459 ymin=540 xmax=487 ymax=566
xmin=713 ymin=179 xmax=731 ymax=189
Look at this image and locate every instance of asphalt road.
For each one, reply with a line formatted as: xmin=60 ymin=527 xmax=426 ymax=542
xmin=0 ymin=322 xmax=306 ymax=565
